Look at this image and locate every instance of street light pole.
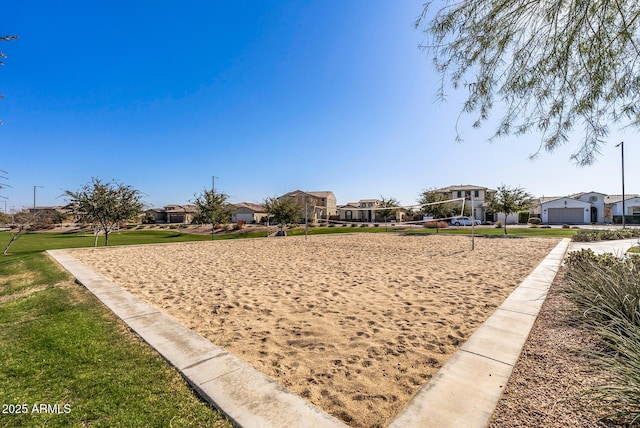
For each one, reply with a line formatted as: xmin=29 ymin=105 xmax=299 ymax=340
xmin=212 ymin=176 xmax=219 ymax=194
xmin=33 ymin=185 xmax=44 ymax=210
xmin=615 ymin=141 xmax=625 ymax=229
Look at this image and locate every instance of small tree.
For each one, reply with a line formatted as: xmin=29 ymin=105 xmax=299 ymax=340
xmin=263 ymin=196 xmax=302 ymax=234
xmin=418 ymin=189 xmax=456 ymax=233
xmin=486 ymin=185 xmax=532 ymax=235
xmin=3 ymin=211 xmax=34 ymax=255
xmin=192 ymin=189 xmax=232 ymax=240
xmin=65 ymin=178 xmax=144 ymax=246
xmin=377 ymin=195 xmax=400 ymax=232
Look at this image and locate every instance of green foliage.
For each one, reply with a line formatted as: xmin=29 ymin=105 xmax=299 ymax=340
xmin=416 ymin=1 xmax=640 ymax=165
xmin=376 ymin=195 xmax=400 ymax=222
xmin=263 ymin=196 xmax=302 ymax=225
xmin=564 ymin=249 xmax=640 ymax=423
xmin=65 ymin=178 xmax=144 ymax=247
xmin=192 ymin=189 xmax=232 ymax=229
xmin=417 ymin=189 xmax=456 ymax=220
xmin=517 ymin=211 xmax=530 ymax=224
xmin=573 ymin=228 xmax=640 ymax=242
xmin=486 ymin=185 xmax=532 ymax=235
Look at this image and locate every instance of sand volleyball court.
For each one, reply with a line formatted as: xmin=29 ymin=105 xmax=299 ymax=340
xmin=68 ymin=233 xmax=558 ymax=427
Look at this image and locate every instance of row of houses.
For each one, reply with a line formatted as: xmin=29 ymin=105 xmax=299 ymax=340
xmin=143 ymin=185 xmax=640 ymax=226
xmin=29 ymin=185 xmax=640 ymax=226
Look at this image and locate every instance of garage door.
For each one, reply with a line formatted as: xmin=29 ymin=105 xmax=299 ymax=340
xmin=548 ymin=208 xmax=584 ymax=224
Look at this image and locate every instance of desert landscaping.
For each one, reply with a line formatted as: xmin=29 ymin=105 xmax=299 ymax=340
xmin=66 ymin=233 xmax=559 ymax=427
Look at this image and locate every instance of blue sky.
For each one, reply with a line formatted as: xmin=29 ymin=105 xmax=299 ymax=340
xmin=1 ymin=1 xmax=637 ymax=211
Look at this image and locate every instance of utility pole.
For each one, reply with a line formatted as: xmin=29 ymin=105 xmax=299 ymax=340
xmin=33 ymin=185 xmax=44 ymax=210
xmin=615 ymin=141 xmax=625 ymax=229
xmin=212 ymin=176 xmax=219 ymax=194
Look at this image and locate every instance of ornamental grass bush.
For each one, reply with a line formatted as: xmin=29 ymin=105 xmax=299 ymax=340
xmin=573 ymin=228 xmax=640 ymax=242
xmin=564 ymin=249 xmax=640 ymax=424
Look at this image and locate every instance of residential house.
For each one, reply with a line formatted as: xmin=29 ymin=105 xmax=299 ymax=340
xmin=337 ymin=199 xmax=406 ymax=223
xmin=430 ymin=185 xmax=498 ymax=222
xmin=604 ymin=194 xmax=640 ymax=224
xmin=144 ymin=204 xmax=197 ymax=224
xmin=231 ymin=202 xmax=267 ymax=223
xmin=532 ymin=192 xmax=640 ymax=224
xmin=279 ymin=190 xmax=337 ymax=221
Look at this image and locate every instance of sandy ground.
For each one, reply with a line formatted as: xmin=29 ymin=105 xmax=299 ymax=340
xmin=68 ymin=233 xmax=558 ymax=427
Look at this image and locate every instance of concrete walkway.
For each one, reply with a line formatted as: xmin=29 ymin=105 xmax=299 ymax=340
xmin=47 ymin=237 xmax=635 ymax=427
xmin=567 ymin=237 xmax=639 ymax=255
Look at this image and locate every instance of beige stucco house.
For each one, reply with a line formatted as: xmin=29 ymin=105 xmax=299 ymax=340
xmin=279 ymin=190 xmax=337 ymax=221
xmin=231 ymin=202 xmax=267 ymax=223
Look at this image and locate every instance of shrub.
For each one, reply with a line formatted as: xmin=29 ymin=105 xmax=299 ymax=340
xmin=233 ymin=220 xmax=246 ymax=230
xmin=422 ymin=221 xmax=449 ymax=229
xmin=494 ymin=221 xmax=503 ymax=228
xmin=518 ymin=211 xmax=530 ymax=224
xmin=351 ymin=223 xmax=358 ymax=228
xmin=360 ymin=224 xmax=368 ymax=228
xmin=528 ymin=217 xmax=541 ymax=225
xmin=573 ymin=228 xmax=640 ymax=242
xmin=562 ymin=224 xmax=570 ymax=229
xmin=328 ymin=223 xmax=335 ymax=228
xmin=373 ymin=223 xmax=380 ymax=227
xmin=564 ymin=249 xmax=640 ymax=424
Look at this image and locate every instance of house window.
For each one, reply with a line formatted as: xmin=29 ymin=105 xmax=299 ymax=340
xmin=474 ymin=190 xmax=479 ymax=198
xmin=589 ymin=196 xmax=597 ymax=202
xmin=368 ymin=203 xmax=373 ymax=207
xmin=361 ymin=203 xmax=366 ymax=208
xmin=346 ymin=211 xmax=352 ymax=220
xmin=457 ymin=191 xmax=462 ymax=198
xmin=632 ymin=207 xmax=640 ymax=215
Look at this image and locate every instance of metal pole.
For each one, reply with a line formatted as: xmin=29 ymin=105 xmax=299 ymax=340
xmin=615 ymin=142 xmax=625 ymax=228
xmin=305 ymin=199 xmax=308 ymax=240
xmin=471 ymin=193 xmax=475 ymax=250
xmin=33 ymin=185 xmax=44 ymax=210
xmin=212 ymin=175 xmax=219 ymax=194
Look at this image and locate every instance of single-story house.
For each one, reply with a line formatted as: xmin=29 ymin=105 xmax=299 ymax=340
xmin=337 ymin=199 xmax=407 ymax=223
xmin=604 ymin=194 xmax=640 ymax=224
xmin=231 ymin=202 xmax=267 ymax=223
xmin=144 ymin=204 xmax=197 ymax=224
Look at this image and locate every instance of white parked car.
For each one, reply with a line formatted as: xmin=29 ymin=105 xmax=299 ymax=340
xmin=450 ymin=216 xmax=481 ymax=226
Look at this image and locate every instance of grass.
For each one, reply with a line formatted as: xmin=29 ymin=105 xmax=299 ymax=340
xmin=0 ymin=237 xmax=232 ymax=426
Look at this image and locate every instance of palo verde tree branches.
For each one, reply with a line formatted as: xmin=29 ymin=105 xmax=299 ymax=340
xmin=416 ymin=1 xmax=640 ymax=165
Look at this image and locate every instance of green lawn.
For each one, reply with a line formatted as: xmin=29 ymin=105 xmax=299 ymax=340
xmin=0 ymin=231 xmax=232 ymax=427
